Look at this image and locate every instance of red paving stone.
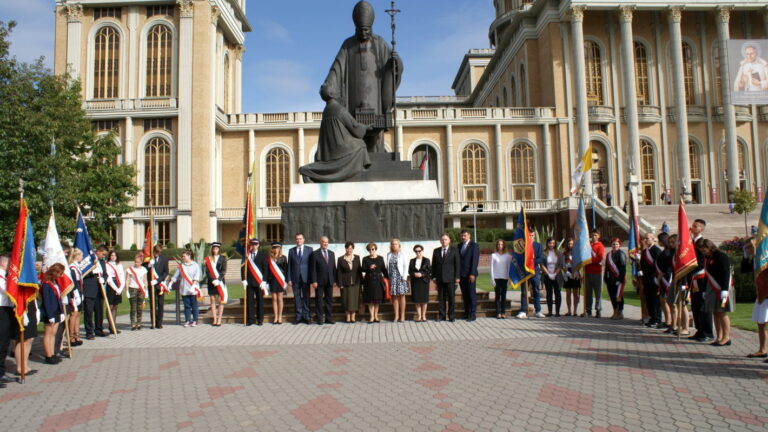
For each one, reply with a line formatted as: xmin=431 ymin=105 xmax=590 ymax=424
xmin=249 ymin=350 xmax=279 ymax=360
xmin=410 ymin=346 xmax=436 ymax=355
xmin=673 ymin=387 xmax=690 ymax=394
xmin=537 ymin=384 xmax=594 ymax=416
xmin=444 ymin=422 xmax=473 ymax=432
xmin=415 ymin=361 xmax=447 ymax=372
xmin=37 ymin=400 xmax=108 ymax=432
xmin=502 ymin=349 xmax=520 ymax=358
xmin=416 ymin=378 xmax=452 ymax=391
xmin=41 ymin=371 xmax=78 ymax=384
xmin=0 ymin=391 xmax=41 ymax=404
xmin=188 ymin=410 xmax=204 ymax=418
xmin=290 ymin=395 xmax=349 ymax=431
xmin=715 ymin=406 xmax=768 ymax=426
xmin=693 ymin=396 xmax=712 ymax=403
xmin=110 ymin=388 xmax=137 ymax=395
xmin=208 ymin=386 xmax=244 ymax=400
xmin=137 ymin=376 xmax=160 ymax=382
xmin=177 ymin=421 xmax=193 ymax=429
xmin=441 ymin=412 xmax=457 ymax=419
xmin=331 ymin=356 xmax=349 ymax=366
xmin=199 ymin=402 xmax=215 ymax=409
xmin=224 ymin=367 xmax=259 ymax=379
xmin=437 ymin=402 xmax=453 ymax=409
xmin=433 ymin=393 xmax=449 ymax=400
xmin=91 ymin=354 xmax=121 ymax=363
xmin=317 ymin=383 xmax=343 ymax=389
xmin=607 ymin=426 xmax=629 ymax=432
xmin=158 ymin=360 xmax=179 ymax=371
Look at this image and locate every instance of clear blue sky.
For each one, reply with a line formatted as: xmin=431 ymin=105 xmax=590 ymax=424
xmin=1 ymin=0 xmax=494 ymax=113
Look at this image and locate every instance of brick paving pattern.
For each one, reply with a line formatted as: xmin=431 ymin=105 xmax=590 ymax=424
xmin=1 ymin=299 xmax=766 ymax=432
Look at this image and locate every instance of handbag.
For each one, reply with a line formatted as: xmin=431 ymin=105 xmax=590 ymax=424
xmin=382 ymin=277 xmax=391 ymax=300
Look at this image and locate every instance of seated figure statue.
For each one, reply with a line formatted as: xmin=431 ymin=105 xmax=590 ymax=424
xmin=299 ymin=84 xmax=372 ymax=183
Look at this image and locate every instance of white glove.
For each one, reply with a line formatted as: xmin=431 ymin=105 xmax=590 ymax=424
xmin=74 ymin=290 xmax=82 ymax=306
xmin=720 ymin=290 xmax=729 ymax=301
xmin=22 ymin=314 xmax=29 ymax=327
xmin=680 ymin=285 xmax=688 ymax=292
xmin=151 ymin=280 xmax=158 ymax=286
xmin=98 ymin=277 xmax=105 ymax=285
xmin=48 ymin=318 xmax=55 ymax=324
xmin=241 ymin=280 xmax=248 ymax=288
xmin=60 ymin=314 xmax=65 ymax=322
xmin=92 ymin=266 xmax=102 ymax=275
xmin=212 ymin=280 xmax=220 ymax=287
xmin=491 ymin=280 xmax=496 ymax=288
xmin=565 ymin=271 xmax=572 ymax=278
xmin=125 ymin=289 xmax=131 ymax=299
xmin=260 ymin=281 xmax=269 ymax=290
xmin=637 ymin=271 xmax=643 ymax=277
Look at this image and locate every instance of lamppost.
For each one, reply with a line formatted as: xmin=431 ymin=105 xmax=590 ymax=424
xmin=461 ymin=204 xmax=484 ymax=241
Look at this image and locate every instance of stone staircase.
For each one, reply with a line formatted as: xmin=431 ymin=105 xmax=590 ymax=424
xmin=637 ymin=204 xmax=759 ymax=244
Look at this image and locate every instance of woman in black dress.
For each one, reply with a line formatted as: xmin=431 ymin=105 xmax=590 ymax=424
xmin=337 ymin=241 xmax=362 ymax=323
xmin=362 ymin=242 xmax=387 ymax=323
xmin=408 ymin=244 xmax=431 ymax=322
xmin=266 ymin=242 xmax=288 ymax=324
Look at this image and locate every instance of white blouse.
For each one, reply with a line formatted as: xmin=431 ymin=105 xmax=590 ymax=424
xmin=490 ymin=252 xmax=511 ymax=281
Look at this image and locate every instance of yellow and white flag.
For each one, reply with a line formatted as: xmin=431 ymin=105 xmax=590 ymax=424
xmin=570 ymin=144 xmax=593 ymax=195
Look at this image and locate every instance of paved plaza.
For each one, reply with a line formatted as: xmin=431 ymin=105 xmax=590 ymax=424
xmin=2 ymin=299 xmax=767 ymax=432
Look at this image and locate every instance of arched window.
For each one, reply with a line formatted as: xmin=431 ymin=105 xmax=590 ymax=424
xmin=265 ymin=147 xmax=290 ymax=207
xmin=502 ymin=86 xmax=508 ymax=107
xmin=590 ymin=140 xmax=609 ymax=201
xmin=519 ymin=64 xmax=527 ymax=106
xmin=712 ymin=42 xmax=723 ymax=105
xmin=510 ymin=142 xmax=535 ymax=200
xmin=634 ymin=41 xmax=650 ymax=105
xmin=411 ymin=144 xmax=438 ymax=184
xmin=510 ymin=75 xmax=517 ymax=106
xmin=144 ymin=137 xmax=171 ymax=206
xmin=689 ymin=140 xmax=703 ymax=203
xmin=223 ymin=54 xmax=231 ymax=111
xmin=93 ymin=26 xmax=120 ymax=99
xmin=682 ymin=41 xmax=695 ymax=105
xmin=461 ymin=143 xmax=487 ymax=202
xmin=584 ymin=41 xmax=603 ymax=105
xmin=146 ymin=23 xmax=172 ymax=97
xmin=720 ymin=142 xmax=747 ymax=186
xmin=640 ymin=140 xmax=655 ymax=181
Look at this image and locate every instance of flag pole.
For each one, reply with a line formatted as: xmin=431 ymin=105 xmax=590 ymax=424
xmin=17 ymin=183 xmax=28 ymax=383
xmin=149 ymin=204 xmax=156 ymax=329
xmin=64 ymin=309 xmax=73 ymax=358
xmin=100 ymin=278 xmax=118 ymax=338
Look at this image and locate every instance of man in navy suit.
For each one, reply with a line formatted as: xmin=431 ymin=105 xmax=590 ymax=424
xmin=309 ymin=236 xmax=336 ymax=324
xmin=287 ymin=233 xmax=313 ymax=324
xmin=432 ymin=233 xmax=461 ymax=321
xmin=518 ymin=230 xmax=545 ymax=319
xmin=458 ymin=230 xmax=480 ymax=321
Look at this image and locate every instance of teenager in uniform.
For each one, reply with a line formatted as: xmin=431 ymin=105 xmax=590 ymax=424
xmin=126 ymin=253 xmax=148 ymax=330
xmin=148 ymin=245 xmax=169 ymax=329
xmin=697 ymin=238 xmax=734 ymax=346
xmin=105 ymin=250 xmax=124 ymax=334
xmin=204 ymin=242 xmax=227 ymax=327
xmin=640 ymin=233 xmax=662 ymax=328
xmin=242 ymin=239 xmax=268 ymax=326
xmin=171 ymin=250 xmax=202 ymax=327
xmin=40 ymin=263 xmax=65 ymax=365
xmin=604 ymin=238 xmax=627 ymax=320
xmin=267 ymin=242 xmax=288 ymax=324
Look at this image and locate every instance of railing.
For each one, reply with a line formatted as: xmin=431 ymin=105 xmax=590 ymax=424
xmin=135 ymin=206 xmax=176 ymax=218
xmin=581 ymin=105 xmax=614 ymax=123
xmin=667 ymin=105 xmax=707 ymax=122
xmin=397 ymin=95 xmax=469 ymax=104
xmin=621 ymin=105 xmax=662 ymax=123
xmin=712 ymin=105 xmax=752 ymax=122
xmin=83 ymin=98 xmax=177 ymax=111
xmin=215 ymin=207 xmax=282 ymax=220
xmin=412 ymin=109 xmax=439 ymax=119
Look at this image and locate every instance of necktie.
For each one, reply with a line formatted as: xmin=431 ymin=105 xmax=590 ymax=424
xmin=298 ymin=247 xmax=302 ymax=259
xmin=251 ymin=252 xmax=256 ymax=262
xmin=442 ymin=248 xmax=447 ymax=258
xmin=323 ymin=249 xmax=328 ymax=263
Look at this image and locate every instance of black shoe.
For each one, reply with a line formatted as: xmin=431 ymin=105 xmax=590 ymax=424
xmin=697 ymin=337 xmax=714 ymax=343
xmin=449 ymin=318 xmax=455 ymax=322
xmin=257 ymin=322 xmax=263 ymax=326
xmin=95 ymin=331 xmax=107 ymax=337
xmin=56 ymin=352 xmax=69 ymax=359
xmin=325 ymin=319 xmax=335 ymax=324
xmin=246 ymin=323 xmax=253 ymax=326
xmin=595 ymin=312 xmax=601 ymax=319
xmin=688 ymin=333 xmax=701 ymax=340
xmin=0 ymin=375 xmax=14 ymax=384
xmin=317 ymin=320 xmax=323 ymax=325
xmin=44 ymin=356 xmax=60 ymax=365
xmin=86 ymin=335 xmax=95 ymax=340
xmin=467 ymin=318 xmax=476 ymax=322
xmin=156 ymin=324 xmax=163 ymax=329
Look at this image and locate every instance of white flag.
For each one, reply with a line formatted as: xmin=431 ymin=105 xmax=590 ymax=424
xmin=43 ymin=210 xmax=68 ymax=271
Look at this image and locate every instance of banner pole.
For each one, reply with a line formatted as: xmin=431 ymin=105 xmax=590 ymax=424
xmin=18 ymin=328 xmax=25 ymax=384
xmin=64 ymin=312 xmax=72 ymax=358
xmin=99 ymin=279 xmax=117 ymax=338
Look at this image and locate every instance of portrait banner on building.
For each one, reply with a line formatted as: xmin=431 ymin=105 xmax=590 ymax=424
xmin=730 ymin=39 xmax=768 ymax=105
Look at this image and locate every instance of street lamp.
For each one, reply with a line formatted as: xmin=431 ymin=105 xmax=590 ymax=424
xmin=461 ymin=204 xmax=484 ymax=240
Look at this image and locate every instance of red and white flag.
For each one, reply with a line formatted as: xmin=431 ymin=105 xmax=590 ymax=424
xmin=42 ymin=209 xmax=74 ymax=297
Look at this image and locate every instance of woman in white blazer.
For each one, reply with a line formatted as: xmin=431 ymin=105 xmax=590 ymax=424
xmin=386 ymin=239 xmax=410 ymax=322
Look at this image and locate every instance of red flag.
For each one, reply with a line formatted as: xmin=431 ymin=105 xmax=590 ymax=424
xmin=523 ymin=208 xmax=535 ymax=275
xmin=141 ymin=222 xmax=153 ymax=263
xmin=6 ymin=198 xmax=40 ymax=327
xmin=673 ymin=201 xmax=698 ymax=283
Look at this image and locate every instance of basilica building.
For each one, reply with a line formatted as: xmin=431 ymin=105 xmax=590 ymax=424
xmin=53 ymin=0 xmax=768 ymax=248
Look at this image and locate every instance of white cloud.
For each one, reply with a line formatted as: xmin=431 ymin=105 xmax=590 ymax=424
xmin=1 ymin=0 xmax=55 ymax=67
xmin=254 ymin=18 xmax=292 ymax=43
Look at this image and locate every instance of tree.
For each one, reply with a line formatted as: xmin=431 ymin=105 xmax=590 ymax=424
xmin=732 ymin=189 xmax=758 ymax=237
xmin=0 ymin=21 xmax=138 ymax=248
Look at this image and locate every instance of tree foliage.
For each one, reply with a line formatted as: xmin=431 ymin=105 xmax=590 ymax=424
xmin=0 ymin=21 xmax=138 ymax=249
xmin=732 ymin=189 xmax=758 ymax=238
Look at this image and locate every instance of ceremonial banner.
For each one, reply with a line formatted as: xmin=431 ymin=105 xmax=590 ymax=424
xmin=572 ymin=196 xmax=592 ymax=272
xmin=754 ymin=194 xmax=768 ymax=302
xmin=729 ymin=40 xmax=768 ymax=105
xmin=43 ymin=209 xmax=74 ymax=296
xmin=141 ymin=216 xmax=153 ymax=263
xmin=570 ymin=143 xmax=593 ymax=195
xmin=627 ymin=192 xmax=641 ymax=279
xmin=6 ymin=198 xmax=40 ymax=327
xmin=73 ymin=208 xmax=98 ymax=276
xmin=237 ymin=160 xmax=258 ymax=260
xmin=673 ymin=202 xmax=698 ymax=283
xmin=508 ymin=209 xmax=534 ymax=288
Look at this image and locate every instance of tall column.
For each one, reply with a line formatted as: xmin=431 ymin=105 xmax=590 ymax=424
xmin=570 ymin=6 xmax=591 ymax=191
xmin=297 ymin=127 xmax=305 ymax=183
xmin=209 ymin=6 xmax=220 ymax=240
xmin=618 ymin=6 xmax=642 ymax=208
xmin=668 ymin=7 xmax=692 ymax=202
xmin=127 ymin=7 xmax=138 ymax=98
xmin=235 ymin=45 xmax=244 ymax=113
xmin=764 ymin=7 xmax=768 ymax=37
xmin=446 ymin=124 xmax=454 ymax=202
xmin=542 ymin=124 xmax=552 ymax=199
xmin=248 ymin=129 xmax=255 ymax=164
xmin=396 ymin=125 xmax=404 ymax=159
xmin=121 ymin=116 xmax=135 ymax=249
xmin=65 ymin=4 xmax=82 ymax=79
xmin=716 ymin=7 xmax=740 ymax=198
xmin=494 ymin=124 xmax=503 ymax=200
xmin=176 ymin=0 xmax=194 ymax=242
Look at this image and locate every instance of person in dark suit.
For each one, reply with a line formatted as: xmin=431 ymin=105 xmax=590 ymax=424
xmin=40 ymin=263 xmax=65 ymax=365
xmin=640 ymin=232 xmax=662 ymax=328
xmin=287 ymin=233 xmax=313 ymax=324
xmin=408 ymin=245 xmax=431 ymax=322
xmin=458 ymin=230 xmax=480 ymax=321
xmin=688 ymin=219 xmax=713 ymax=342
xmin=309 ymin=236 xmax=336 ymax=324
xmin=431 ymin=233 xmax=460 ymax=322
xmin=242 ymin=238 xmax=268 ymax=326
xmin=148 ymin=245 xmax=170 ymax=329
xmin=336 ymin=241 xmax=362 ymax=323
xmin=82 ymin=245 xmax=108 ymax=339
xmin=520 ymin=230 xmax=545 ymax=318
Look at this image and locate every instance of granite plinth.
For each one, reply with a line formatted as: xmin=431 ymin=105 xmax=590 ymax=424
xmin=289 ymin=180 xmax=439 ymax=202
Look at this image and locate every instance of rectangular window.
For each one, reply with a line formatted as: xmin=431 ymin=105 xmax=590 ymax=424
xmin=146 ymin=221 xmax=171 ymax=246
xmin=94 ymin=8 xmax=122 ymax=20
xmin=93 ymin=120 xmax=120 ymax=133
xmin=464 ymin=187 xmax=486 ymax=203
xmin=146 ymin=6 xmax=174 ymax=18
xmin=265 ymin=224 xmax=282 ymax=243
xmin=143 ymin=118 xmax=173 ymax=132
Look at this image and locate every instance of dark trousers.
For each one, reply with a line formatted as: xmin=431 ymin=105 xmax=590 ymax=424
xmin=436 ymin=281 xmax=456 ymax=320
xmin=54 ymin=305 xmax=73 ymax=355
xmin=459 ymin=276 xmax=477 ymax=319
xmin=83 ymin=296 xmax=104 ymax=336
xmin=644 ymin=283 xmax=661 ymax=323
xmin=315 ymin=283 xmax=333 ymax=322
xmin=544 ymin=278 xmax=562 ymax=315
xmin=607 ymin=282 xmax=624 ymax=312
xmin=153 ymin=292 xmax=165 ymax=327
xmin=521 ymin=280 xmax=542 ymax=313
xmin=494 ymin=279 xmax=508 ymax=315
xmin=691 ymin=290 xmax=714 ymax=338
xmin=246 ymin=284 xmax=264 ymax=324
xmin=0 ymin=306 xmax=13 ymax=376
xmin=293 ymin=281 xmax=311 ymax=320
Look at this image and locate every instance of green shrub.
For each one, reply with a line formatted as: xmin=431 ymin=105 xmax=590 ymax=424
xmin=727 ymin=252 xmax=755 ymax=302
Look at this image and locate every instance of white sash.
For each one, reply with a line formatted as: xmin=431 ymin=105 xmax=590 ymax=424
xmin=128 ymin=267 xmax=147 ymax=297
xmin=607 ymin=252 xmax=621 ymax=278
xmin=268 ymin=258 xmax=286 ymax=289
xmin=205 ymin=256 xmax=220 ymax=281
xmin=106 ymin=262 xmax=124 ymax=293
xmin=179 ymin=264 xmax=201 ymax=298
xmin=247 ymin=253 xmax=264 ymax=284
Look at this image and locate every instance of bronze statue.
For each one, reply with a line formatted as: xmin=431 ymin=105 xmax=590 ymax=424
xmin=322 ymin=0 xmax=403 ymax=153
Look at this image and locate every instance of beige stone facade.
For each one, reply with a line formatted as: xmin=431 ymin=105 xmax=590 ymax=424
xmin=53 ymin=0 xmax=768 ymax=248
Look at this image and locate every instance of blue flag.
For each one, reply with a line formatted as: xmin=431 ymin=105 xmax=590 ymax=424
xmin=572 ymin=196 xmax=592 ymax=272
xmin=755 ymin=197 xmax=768 ymax=303
xmin=73 ymin=208 xmax=98 ymax=276
xmin=508 ymin=210 xmax=535 ymax=288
